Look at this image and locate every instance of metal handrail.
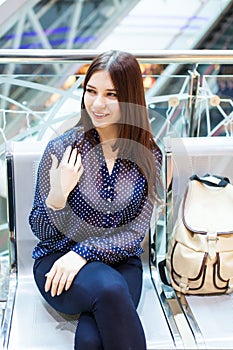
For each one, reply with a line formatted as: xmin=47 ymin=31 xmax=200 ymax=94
xmin=0 ymin=49 xmax=233 ymax=64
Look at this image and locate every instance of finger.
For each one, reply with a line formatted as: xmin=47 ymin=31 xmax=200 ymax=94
xmin=77 ymin=165 xmax=84 ymax=181
xmin=68 ymin=148 xmax=78 ymax=166
xmin=44 ymin=268 xmax=56 ymax=292
xmin=56 ymin=273 xmax=68 ymax=296
xmin=74 ymin=153 xmax=82 ymax=172
xmin=61 ymin=146 xmax=72 ymax=165
xmin=45 ymin=276 xmax=51 ymax=293
xmin=65 ymin=272 xmax=76 ymax=291
xmin=50 ymin=272 xmax=62 ymax=297
xmin=50 ymin=154 xmax=59 ymax=170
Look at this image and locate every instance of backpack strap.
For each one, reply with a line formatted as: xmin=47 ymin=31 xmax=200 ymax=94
xmin=158 ymin=259 xmax=171 ymax=286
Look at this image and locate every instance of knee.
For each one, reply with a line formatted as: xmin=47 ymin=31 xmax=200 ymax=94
xmin=79 ymin=262 xmax=133 ymax=307
xmin=74 ymin=332 xmax=102 ymax=350
xmin=96 ymin=278 xmax=131 ymax=306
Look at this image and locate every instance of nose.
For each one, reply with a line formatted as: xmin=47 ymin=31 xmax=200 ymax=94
xmin=93 ymin=93 xmax=106 ymax=108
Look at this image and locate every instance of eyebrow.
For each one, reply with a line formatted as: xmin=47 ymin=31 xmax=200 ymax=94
xmin=86 ymin=84 xmax=117 ymax=92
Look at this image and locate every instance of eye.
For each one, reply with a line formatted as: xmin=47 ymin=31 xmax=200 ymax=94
xmin=86 ymin=88 xmax=96 ymax=94
xmin=107 ymin=92 xmax=118 ymax=98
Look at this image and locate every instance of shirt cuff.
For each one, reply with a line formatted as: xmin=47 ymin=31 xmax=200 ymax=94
xmin=72 ymin=244 xmax=99 ymax=262
xmin=45 ymin=196 xmax=67 ymax=211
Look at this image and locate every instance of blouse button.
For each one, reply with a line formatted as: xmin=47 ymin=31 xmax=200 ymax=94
xmin=107 ymin=198 xmax=112 ymax=202
xmin=107 ymin=185 xmax=111 ymax=191
xmin=107 ymin=210 xmax=110 ymax=215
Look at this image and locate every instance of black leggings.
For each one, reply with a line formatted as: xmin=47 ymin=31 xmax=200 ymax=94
xmin=33 ymin=252 xmax=146 ymax=350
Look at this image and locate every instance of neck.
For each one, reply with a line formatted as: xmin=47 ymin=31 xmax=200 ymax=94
xmin=96 ymin=124 xmax=119 ymax=143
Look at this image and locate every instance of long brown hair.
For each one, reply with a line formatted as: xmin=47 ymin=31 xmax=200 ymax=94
xmin=78 ymin=50 xmax=162 ymax=202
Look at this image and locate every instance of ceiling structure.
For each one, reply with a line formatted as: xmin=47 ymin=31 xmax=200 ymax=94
xmin=97 ymin=0 xmax=232 ymax=51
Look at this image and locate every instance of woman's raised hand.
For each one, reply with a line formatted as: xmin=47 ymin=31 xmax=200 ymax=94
xmin=46 ymin=145 xmax=83 ymax=209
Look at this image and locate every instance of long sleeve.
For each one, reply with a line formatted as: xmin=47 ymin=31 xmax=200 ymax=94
xmin=29 ymin=127 xmax=87 ymax=258
xmin=29 ymin=130 xmax=76 ymax=240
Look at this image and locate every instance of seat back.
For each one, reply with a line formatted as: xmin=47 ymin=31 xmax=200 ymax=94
xmin=6 ymin=140 xmax=47 ymax=279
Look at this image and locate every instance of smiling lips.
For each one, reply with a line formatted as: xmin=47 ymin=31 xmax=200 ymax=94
xmin=92 ymin=111 xmax=109 ymax=119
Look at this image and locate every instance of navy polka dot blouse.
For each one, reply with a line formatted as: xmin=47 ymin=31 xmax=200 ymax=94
xmin=29 ymin=126 xmax=162 ymax=264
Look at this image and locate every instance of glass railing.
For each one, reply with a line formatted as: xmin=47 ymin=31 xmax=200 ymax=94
xmin=0 ymin=49 xmax=233 ymax=313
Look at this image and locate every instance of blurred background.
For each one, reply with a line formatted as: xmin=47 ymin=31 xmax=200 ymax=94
xmin=0 ymin=0 xmax=233 ymax=323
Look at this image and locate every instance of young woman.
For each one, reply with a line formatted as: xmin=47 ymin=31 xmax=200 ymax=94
xmin=29 ymin=50 xmax=162 ymax=350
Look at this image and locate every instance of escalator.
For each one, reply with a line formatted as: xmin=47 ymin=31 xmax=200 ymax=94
xmin=147 ymin=0 xmax=233 ymax=137
xmin=0 ymin=0 xmax=140 ymax=139
xmin=0 ymin=0 xmax=141 ymax=51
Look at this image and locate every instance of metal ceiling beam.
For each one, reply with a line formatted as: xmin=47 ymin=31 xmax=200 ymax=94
xmin=0 ymin=0 xmax=39 ymax=37
xmin=66 ymin=0 xmax=84 ymax=49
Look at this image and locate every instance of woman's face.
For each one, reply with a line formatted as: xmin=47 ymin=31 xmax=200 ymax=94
xmin=84 ymin=70 xmax=121 ymax=129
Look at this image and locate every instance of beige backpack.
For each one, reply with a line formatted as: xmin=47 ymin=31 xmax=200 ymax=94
xmin=161 ymin=174 xmax=233 ymax=295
